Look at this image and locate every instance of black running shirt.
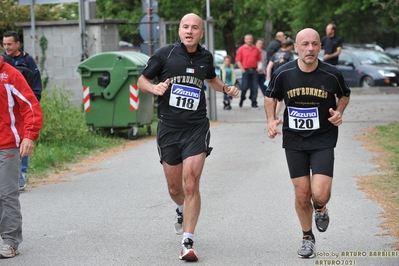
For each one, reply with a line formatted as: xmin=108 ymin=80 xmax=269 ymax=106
xmin=265 ymin=59 xmax=351 ymax=150
xmin=141 ymin=41 xmax=216 ymax=127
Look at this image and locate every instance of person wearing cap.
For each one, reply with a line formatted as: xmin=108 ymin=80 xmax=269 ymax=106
xmin=264 ymin=37 xmax=295 ymax=118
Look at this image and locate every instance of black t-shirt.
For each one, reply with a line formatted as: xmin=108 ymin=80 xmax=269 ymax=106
xmin=270 ymin=50 xmax=294 ymax=73
xmin=265 ymin=59 xmax=351 ymax=150
xmin=321 ymin=35 xmax=343 ymax=65
xmin=266 ymin=40 xmax=282 ymax=62
xmin=141 ymin=41 xmax=216 ymax=127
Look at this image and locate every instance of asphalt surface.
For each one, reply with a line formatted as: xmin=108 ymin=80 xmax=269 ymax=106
xmin=4 ymin=87 xmax=399 ymax=266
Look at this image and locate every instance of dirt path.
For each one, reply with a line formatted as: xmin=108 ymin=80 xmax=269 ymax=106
xmin=28 ymin=137 xmax=155 ymax=188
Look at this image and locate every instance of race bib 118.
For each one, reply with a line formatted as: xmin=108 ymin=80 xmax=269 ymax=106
xmin=169 ymin=84 xmax=201 ymax=111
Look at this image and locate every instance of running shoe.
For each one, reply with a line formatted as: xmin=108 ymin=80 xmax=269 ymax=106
xmin=297 ymin=237 xmax=315 ymax=259
xmin=19 ymin=173 xmax=27 ymax=191
xmin=174 ymin=208 xmax=183 ymax=235
xmin=179 ymin=238 xmax=198 ymax=261
xmin=314 ymin=206 xmax=329 ymax=232
xmin=0 ymin=244 xmax=19 ymax=258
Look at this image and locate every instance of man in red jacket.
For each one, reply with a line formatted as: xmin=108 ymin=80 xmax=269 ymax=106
xmin=0 ymin=54 xmax=43 ymax=258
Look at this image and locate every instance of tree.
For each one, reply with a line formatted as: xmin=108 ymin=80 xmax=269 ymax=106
xmin=0 ymin=1 xmax=78 ymax=44
xmin=157 ymin=0 xmax=291 ymax=61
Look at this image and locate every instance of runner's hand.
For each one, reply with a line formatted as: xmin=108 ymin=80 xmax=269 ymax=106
xmin=267 ymin=119 xmax=282 ymax=139
xmin=225 ymin=85 xmax=240 ymax=98
xmin=328 ymin=108 xmax=342 ymax=126
xmin=152 ymin=78 xmax=170 ymax=96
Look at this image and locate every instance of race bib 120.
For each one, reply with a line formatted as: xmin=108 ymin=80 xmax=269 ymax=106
xmin=169 ymin=84 xmax=201 ymax=111
xmin=287 ymin=106 xmax=320 ymax=130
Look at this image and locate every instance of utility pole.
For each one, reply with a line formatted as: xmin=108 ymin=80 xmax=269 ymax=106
xmin=205 ymin=0 xmax=217 ymax=121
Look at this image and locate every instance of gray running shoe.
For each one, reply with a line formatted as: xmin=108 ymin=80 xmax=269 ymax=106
xmin=0 ymin=244 xmax=19 ymax=258
xmin=179 ymin=238 xmax=198 ymax=261
xmin=19 ymin=173 xmax=27 ymax=191
xmin=315 ymin=206 xmax=330 ymax=232
xmin=297 ymin=238 xmax=316 ymax=259
xmin=174 ymin=208 xmax=183 ymax=235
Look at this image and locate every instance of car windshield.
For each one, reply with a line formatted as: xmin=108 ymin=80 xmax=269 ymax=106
xmin=351 ymin=50 xmax=397 ymax=66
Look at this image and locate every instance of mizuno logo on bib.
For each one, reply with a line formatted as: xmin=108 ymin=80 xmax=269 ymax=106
xmin=287 ymin=106 xmax=320 ymax=130
xmin=169 ymin=84 xmax=201 ymax=111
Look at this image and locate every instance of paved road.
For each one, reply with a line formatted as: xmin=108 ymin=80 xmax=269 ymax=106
xmin=6 ymin=88 xmax=399 ymax=266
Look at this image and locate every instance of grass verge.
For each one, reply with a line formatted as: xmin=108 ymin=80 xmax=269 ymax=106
xmin=28 ymin=88 xmax=156 ymax=180
xmin=356 ymin=122 xmax=399 ymax=250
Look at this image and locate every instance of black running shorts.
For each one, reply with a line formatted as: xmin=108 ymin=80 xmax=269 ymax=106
xmin=157 ymin=119 xmax=213 ymax=165
xmin=285 ymin=148 xmax=335 ymax=178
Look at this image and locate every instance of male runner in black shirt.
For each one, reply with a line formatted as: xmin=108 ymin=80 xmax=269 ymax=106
xmin=265 ymin=28 xmax=350 ymax=259
xmin=138 ymin=13 xmax=239 ymax=262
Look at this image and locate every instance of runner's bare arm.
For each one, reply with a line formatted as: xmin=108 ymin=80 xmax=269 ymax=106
xmin=206 ymin=77 xmax=240 ymax=98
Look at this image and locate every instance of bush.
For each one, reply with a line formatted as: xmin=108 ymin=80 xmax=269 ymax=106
xmin=29 ymin=87 xmax=125 ymax=177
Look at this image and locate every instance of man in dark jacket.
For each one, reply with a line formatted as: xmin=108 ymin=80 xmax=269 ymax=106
xmin=3 ymin=31 xmax=43 ymax=191
xmin=266 ymin=31 xmax=286 ymax=62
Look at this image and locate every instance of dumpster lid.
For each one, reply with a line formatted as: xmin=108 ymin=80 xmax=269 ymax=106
xmin=77 ymin=51 xmax=150 ymax=71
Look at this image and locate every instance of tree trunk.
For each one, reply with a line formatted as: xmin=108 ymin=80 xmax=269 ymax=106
xmin=223 ymin=19 xmax=236 ymax=63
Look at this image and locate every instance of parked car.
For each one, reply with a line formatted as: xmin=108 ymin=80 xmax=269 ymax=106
xmin=343 ymin=43 xmax=384 ymax=52
xmin=384 ymin=47 xmax=399 ymax=65
xmin=319 ymin=48 xmax=399 ymax=88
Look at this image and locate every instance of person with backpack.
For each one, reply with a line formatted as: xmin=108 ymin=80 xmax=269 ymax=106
xmin=3 ymin=31 xmax=43 ymax=191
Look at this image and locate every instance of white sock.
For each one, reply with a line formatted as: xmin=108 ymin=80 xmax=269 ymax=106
xmin=182 ymin=233 xmax=194 ymax=243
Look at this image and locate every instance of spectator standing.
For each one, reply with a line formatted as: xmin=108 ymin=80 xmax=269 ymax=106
xmin=137 ymin=13 xmax=240 ymax=261
xmin=264 ymin=28 xmax=350 ymax=259
xmin=219 ymin=55 xmax=236 ymax=110
xmin=235 ymin=34 xmax=262 ymax=109
xmin=0 ymin=54 xmax=43 ymax=258
xmin=265 ymin=37 xmax=295 ymax=119
xmin=321 ymin=23 xmax=343 ymax=65
xmin=266 ymin=31 xmax=286 ymax=62
xmin=3 ymin=31 xmax=43 ymax=191
xmin=255 ymin=38 xmax=267 ymax=102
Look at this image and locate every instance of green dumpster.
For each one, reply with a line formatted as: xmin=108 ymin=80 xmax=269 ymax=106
xmin=77 ymin=51 xmax=153 ymax=140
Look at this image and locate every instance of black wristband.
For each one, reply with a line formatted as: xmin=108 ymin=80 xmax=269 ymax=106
xmin=222 ymin=83 xmax=227 ymax=95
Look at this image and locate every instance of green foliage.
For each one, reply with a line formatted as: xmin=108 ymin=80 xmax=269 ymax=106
xmin=38 ymin=89 xmax=90 ymax=144
xmin=29 ymin=87 xmax=126 ymax=176
xmin=2 ymin=0 xmax=399 ymax=57
xmin=96 ymin=0 xmax=143 ymax=43
xmin=375 ymin=122 xmax=399 ymax=172
xmin=39 ymin=35 xmax=49 ymax=89
xmin=29 ymin=87 xmax=155 ymax=178
xmin=0 ymin=1 xmax=79 ymax=35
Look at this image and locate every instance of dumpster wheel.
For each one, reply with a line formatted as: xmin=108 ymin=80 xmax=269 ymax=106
xmin=128 ymin=126 xmax=139 ymax=140
xmin=147 ymin=125 xmax=152 ymax=136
